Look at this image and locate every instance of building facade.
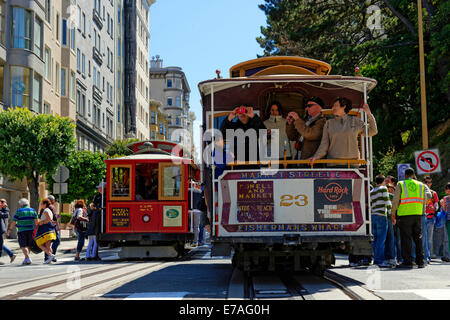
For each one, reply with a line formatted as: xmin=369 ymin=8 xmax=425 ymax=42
xmin=149 ymin=55 xmax=193 ymax=151
xmin=0 ymin=0 xmax=158 ymax=214
xmin=73 ymin=0 xmax=116 ymax=153
xmin=0 ymin=0 xmax=47 ymax=215
xmin=123 ymin=0 xmax=153 ymax=141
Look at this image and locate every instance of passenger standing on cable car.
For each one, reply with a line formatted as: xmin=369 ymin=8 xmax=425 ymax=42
xmin=309 ymin=97 xmax=377 ymax=165
xmin=92 ymin=182 xmax=106 ymax=259
xmin=286 ymin=97 xmax=326 ymax=161
xmin=220 ymin=105 xmax=266 ymax=165
xmin=263 ymin=101 xmax=292 ymax=160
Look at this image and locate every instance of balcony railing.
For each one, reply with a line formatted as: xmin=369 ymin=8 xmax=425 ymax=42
xmin=93 ymin=47 xmax=103 ymax=65
xmin=92 ymin=9 xmax=103 ymax=29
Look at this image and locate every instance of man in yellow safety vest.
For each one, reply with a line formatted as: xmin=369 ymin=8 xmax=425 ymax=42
xmin=391 ymin=168 xmax=431 ymax=269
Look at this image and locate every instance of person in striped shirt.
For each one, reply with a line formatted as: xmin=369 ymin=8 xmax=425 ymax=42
xmin=6 ymin=198 xmax=38 ymax=265
xmin=370 ymin=175 xmax=392 ymax=267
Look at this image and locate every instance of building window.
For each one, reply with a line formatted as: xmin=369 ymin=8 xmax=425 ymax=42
xmin=45 ymin=48 xmax=51 ymax=80
xmin=81 ymin=93 xmax=86 ymax=116
xmin=167 ymin=97 xmax=173 ymax=106
xmin=32 ymin=74 xmax=42 ymax=113
xmin=77 ymin=49 xmax=80 ymax=71
xmin=117 ymin=105 xmax=121 ymax=123
xmin=0 ymin=1 xmax=5 ymax=45
xmin=44 ymin=103 xmax=50 ymax=114
xmin=55 ymin=63 xmax=60 ymax=93
xmin=167 ymin=79 xmax=172 ymax=88
xmin=44 ymin=0 xmax=51 ymax=23
xmin=12 ymin=7 xmax=32 ymax=50
xmin=34 ymin=18 xmax=43 ymax=57
xmin=159 ymin=123 xmax=164 ymax=135
xmin=71 ymin=27 xmax=76 ymax=50
xmin=61 ymin=68 xmax=66 ymax=96
xmin=76 ymin=90 xmax=80 ymax=113
xmin=176 ymin=117 xmax=181 ymax=126
xmin=56 ymin=13 xmax=59 ymax=41
xmin=176 ymin=96 xmax=181 ymax=107
xmin=82 ymin=53 xmax=86 ymax=76
xmin=70 ymin=72 xmax=75 ymax=100
xmin=62 ymin=19 xmax=67 ymax=45
xmin=11 ymin=66 xmax=31 ymax=109
xmin=151 ymin=111 xmax=155 ymax=124
xmin=82 ymin=12 xmax=86 ymax=35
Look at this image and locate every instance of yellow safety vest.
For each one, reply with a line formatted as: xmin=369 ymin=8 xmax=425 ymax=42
xmin=397 ymin=179 xmax=425 ymax=216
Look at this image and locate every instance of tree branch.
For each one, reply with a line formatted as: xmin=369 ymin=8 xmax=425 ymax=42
xmin=382 ymin=0 xmax=416 ymax=37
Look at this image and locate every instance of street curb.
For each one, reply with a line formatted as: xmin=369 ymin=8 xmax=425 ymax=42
xmin=324 ymin=270 xmax=383 ymax=300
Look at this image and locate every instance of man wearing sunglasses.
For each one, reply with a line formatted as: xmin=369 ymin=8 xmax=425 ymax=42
xmin=286 ymin=97 xmax=326 ymax=161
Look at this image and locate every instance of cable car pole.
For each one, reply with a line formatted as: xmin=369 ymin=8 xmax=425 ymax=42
xmin=417 ymin=0 xmax=428 ymax=149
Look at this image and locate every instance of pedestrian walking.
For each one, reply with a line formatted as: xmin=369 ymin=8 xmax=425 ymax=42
xmin=35 ymin=198 xmax=57 ymax=264
xmin=73 ymin=200 xmax=89 ymax=261
xmin=85 ymin=203 xmax=99 ymax=260
xmin=391 ymin=168 xmax=431 ymax=268
xmin=423 ymin=176 xmax=439 ymax=261
xmin=370 ymin=175 xmax=392 ymax=267
xmin=440 ymin=182 xmax=450 ymax=260
xmin=6 ymin=198 xmax=39 ymax=265
xmin=384 ymin=183 xmax=397 ymax=266
xmin=0 ymin=199 xmax=16 ymax=264
xmin=43 ymin=195 xmax=60 ymax=263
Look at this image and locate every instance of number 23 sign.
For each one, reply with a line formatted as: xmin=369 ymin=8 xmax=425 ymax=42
xmin=280 ymin=194 xmax=309 ymax=207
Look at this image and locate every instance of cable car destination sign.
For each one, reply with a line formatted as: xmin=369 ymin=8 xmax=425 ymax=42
xmin=218 ymin=170 xmax=365 ymax=236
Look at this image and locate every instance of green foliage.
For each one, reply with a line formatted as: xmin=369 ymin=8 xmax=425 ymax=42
xmin=46 ymin=150 xmax=107 ymax=204
xmin=0 ymin=108 xmax=76 ymax=210
xmin=258 ymin=0 xmax=449 ymax=188
xmin=105 ymin=138 xmax=138 ymax=158
xmin=60 ymin=212 xmax=72 ymax=224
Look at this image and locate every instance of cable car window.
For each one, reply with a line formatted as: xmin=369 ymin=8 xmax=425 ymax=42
xmin=135 ymin=163 xmax=158 ymax=201
xmin=110 ymin=165 xmax=132 ymax=200
xmin=159 ymin=163 xmax=184 ymax=201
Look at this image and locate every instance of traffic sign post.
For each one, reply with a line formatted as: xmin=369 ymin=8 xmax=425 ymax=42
xmin=397 ymin=163 xmax=412 ymax=181
xmin=414 ymin=149 xmax=441 ymax=175
xmin=52 ymin=165 xmax=70 ymax=228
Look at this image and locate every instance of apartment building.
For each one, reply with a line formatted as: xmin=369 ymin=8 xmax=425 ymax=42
xmin=149 ymin=55 xmax=192 ymax=150
xmin=0 ymin=1 xmax=47 ymax=214
xmin=122 ymin=0 xmax=154 ymax=141
xmin=149 ymin=99 xmax=168 ymax=141
xmin=74 ymin=0 xmax=116 ymax=153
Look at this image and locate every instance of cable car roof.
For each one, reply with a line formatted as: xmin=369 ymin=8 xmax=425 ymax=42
xmin=198 ymin=75 xmax=377 ymax=96
xmin=106 ymin=154 xmax=193 ymax=163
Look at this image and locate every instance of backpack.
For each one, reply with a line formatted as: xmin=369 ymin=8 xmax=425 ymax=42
xmin=435 ymin=209 xmax=447 ymax=229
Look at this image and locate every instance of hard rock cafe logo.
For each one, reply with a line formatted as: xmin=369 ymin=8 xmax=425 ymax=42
xmin=317 ymin=182 xmax=349 ymax=202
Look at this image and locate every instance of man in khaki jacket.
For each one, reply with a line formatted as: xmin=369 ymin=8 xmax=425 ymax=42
xmin=286 ymin=97 xmax=326 ymax=160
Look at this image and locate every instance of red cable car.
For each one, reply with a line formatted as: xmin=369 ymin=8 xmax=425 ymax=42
xmin=98 ymin=140 xmax=201 ymax=258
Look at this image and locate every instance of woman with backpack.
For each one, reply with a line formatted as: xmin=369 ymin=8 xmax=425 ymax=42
xmin=72 ymin=200 xmax=89 ymax=261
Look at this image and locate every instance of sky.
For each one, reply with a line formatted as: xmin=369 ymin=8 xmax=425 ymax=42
xmin=149 ymin=0 xmax=267 ymax=161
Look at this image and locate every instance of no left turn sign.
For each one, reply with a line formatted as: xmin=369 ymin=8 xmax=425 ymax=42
xmin=414 ymin=149 xmax=441 ymax=175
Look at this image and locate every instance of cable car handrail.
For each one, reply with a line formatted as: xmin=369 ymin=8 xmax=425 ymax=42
xmin=227 ymin=159 xmax=367 ymax=169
